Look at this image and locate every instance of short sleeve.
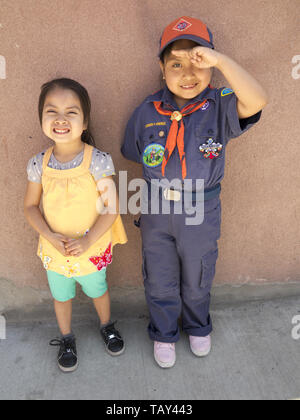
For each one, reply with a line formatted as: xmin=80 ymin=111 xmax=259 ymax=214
xmin=121 ymin=106 xmax=143 ymax=163
xmin=218 ymin=87 xmax=262 ymax=141
xmin=90 ymin=148 xmax=116 ymax=181
xmin=26 ymin=152 xmax=44 ymax=183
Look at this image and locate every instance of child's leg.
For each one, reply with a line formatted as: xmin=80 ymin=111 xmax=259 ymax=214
xmin=178 ymin=197 xmax=221 ymax=337
xmin=47 ymin=272 xmax=78 ymax=372
xmin=78 ymin=270 xmax=124 ymax=356
xmin=92 ymin=291 xmax=111 ymax=325
xmin=96 ymin=291 xmax=125 ymax=357
xmin=77 ymin=269 xmax=110 ymax=324
xmin=54 ymin=299 xmax=73 ymax=336
xmin=47 ymin=271 xmax=76 ymax=335
xmin=140 ymin=212 xmax=181 ymax=343
xmin=50 ymin=299 xmax=78 ymax=373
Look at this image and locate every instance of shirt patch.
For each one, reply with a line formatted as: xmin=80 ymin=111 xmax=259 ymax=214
xmin=143 ymin=144 xmax=165 ymax=167
xmin=200 ymin=101 xmax=210 ymax=111
xmin=221 ymin=88 xmax=234 ymax=97
xmin=145 ymin=122 xmax=166 ymax=128
xmin=173 ymin=18 xmax=192 ymax=32
xmin=199 ymin=138 xmax=223 ymax=159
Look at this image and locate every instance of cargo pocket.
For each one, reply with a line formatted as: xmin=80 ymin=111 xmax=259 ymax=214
xmin=200 ymin=248 xmax=218 ymax=290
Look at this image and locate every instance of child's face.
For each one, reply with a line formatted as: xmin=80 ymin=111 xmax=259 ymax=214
xmin=42 ymin=88 xmax=87 ymax=144
xmin=160 ymin=39 xmax=212 ymax=108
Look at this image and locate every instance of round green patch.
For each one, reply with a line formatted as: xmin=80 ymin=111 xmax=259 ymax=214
xmin=143 ymin=143 xmax=165 ymax=167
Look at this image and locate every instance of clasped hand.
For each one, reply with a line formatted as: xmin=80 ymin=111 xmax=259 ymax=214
xmin=49 ymin=232 xmax=91 ymax=257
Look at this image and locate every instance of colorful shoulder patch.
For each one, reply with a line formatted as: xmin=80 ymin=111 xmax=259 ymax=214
xmin=221 ymin=88 xmax=234 ymax=97
xmin=143 ymin=143 xmax=165 ymax=168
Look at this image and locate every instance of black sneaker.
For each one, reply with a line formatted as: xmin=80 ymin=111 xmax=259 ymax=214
xmin=100 ymin=321 xmax=125 ymax=356
xmin=49 ymin=334 xmax=78 ymax=372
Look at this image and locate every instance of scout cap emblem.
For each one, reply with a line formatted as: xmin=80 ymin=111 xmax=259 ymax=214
xmin=173 ymin=18 xmax=192 ymax=32
xmin=199 ymin=138 xmax=223 ymax=159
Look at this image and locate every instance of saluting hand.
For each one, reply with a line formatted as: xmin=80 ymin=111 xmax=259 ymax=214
xmin=172 ymin=46 xmax=221 ymax=69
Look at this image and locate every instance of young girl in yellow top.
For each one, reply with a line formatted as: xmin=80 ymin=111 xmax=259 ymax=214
xmin=24 ymin=78 xmax=127 ymax=372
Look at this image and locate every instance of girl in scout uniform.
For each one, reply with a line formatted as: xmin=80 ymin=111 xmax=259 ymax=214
xmin=122 ymin=16 xmax=268 ymax=368
xmin=24 ymin=78 xmax=127 ymax=372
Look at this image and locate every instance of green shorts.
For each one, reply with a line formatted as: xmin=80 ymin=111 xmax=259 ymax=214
xmin=47 ymin=269 xmax=107 ymax=302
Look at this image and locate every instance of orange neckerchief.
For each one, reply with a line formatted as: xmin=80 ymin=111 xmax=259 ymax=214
xmin=153 ymin=99 xmax=207 ymax=179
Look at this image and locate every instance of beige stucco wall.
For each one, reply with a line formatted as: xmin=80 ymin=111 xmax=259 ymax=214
xmin=0 ymin=0 xmax=299 ymax=298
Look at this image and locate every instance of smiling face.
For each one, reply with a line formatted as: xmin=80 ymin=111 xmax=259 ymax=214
xmin=160 ymin=39 xmax=212 ymax=108
xmin=42 ymin=88 xmax=87 ymax=145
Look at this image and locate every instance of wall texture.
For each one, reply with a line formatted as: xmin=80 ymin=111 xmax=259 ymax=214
xmin=0 ymin=0 xmax=299 ymax=300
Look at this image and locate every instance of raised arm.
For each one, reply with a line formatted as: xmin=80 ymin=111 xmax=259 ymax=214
xmin=173 ymin=46 xmax=268 ymax=118
xmin=215 ymin=53 xmax=268 ymax=118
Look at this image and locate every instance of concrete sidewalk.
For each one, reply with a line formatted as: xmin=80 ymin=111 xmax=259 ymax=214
xmin=0 ymin=290 xmax=300 ymax=400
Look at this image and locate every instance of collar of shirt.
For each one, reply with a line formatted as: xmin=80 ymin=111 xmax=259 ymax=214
xmin=146 ymin=85 xmax=217 ymax=111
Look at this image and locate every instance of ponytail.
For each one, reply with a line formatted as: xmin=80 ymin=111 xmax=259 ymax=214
xmin=81 ymin=129 xmax=95 ymax=146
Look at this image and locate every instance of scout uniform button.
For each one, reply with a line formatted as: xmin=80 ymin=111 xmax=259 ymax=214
xmin=159 ymin=130 xmax=165 ymax=138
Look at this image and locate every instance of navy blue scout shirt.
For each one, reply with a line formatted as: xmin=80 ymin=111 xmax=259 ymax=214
xmin=122 ymin=85 xmax=261 ymax=189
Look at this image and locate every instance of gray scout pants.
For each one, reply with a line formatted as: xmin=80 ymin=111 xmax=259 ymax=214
xmin=140 ymin=194 xmax=221 ymax=343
